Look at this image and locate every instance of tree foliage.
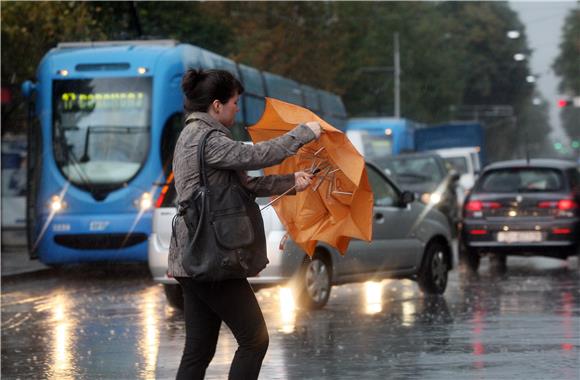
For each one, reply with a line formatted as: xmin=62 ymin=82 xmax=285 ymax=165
xmin=1 ymin=1 xmax=551 ymax=157
xmin=553 ymin=8 xmax=580 ymax=141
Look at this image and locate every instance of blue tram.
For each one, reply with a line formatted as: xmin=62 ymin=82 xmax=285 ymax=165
xmin=23 ymin=40 xmax=347 ymax=264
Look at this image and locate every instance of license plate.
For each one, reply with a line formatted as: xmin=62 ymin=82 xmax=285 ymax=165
xmin=497 ymin=231 xmax=542 ymax=243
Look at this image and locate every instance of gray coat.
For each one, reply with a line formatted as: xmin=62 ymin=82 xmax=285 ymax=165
xmin=167 ymin=112 xmax=316 ymax=278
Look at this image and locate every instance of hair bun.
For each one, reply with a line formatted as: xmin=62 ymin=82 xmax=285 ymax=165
xmin=181 ymin=68 xmax=204 ymax=95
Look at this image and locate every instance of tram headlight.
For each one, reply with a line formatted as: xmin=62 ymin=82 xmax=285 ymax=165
xmin=135 ymin=192 xmax=153 ymax=211
xmin=49 ymin=195 xmax=67 ymax=213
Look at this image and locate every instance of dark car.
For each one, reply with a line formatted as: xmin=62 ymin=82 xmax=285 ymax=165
xmin=459 ymin=159 xmax=580 ymax=272
xmin=375 ymin=152 xmax=460 ymax=234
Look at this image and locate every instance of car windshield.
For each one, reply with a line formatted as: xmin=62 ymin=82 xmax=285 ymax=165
xmin=377 ymin=156 xmax=443 ymax=184
xmin=478 ymin=168 xmax=564 ymax=193
xmin=444 ymin=157 xmax=468 ymax=174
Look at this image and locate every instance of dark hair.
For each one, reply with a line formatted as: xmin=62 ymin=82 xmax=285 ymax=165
xmin=181 ymin=69 xmax=244 ymax=113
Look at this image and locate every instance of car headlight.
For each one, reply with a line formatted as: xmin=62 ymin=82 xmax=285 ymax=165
xmin=421 ymin=192 xmax=442 ymax=205
xmin=135 ymin=192 xmax=153 ymax=211
xmin=49 ymin=195 xmax=67 ymax=213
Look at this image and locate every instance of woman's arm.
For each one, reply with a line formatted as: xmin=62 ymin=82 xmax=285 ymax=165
xmin=204 ymin=124 xmax=316 ymax=171
xmin=237 ymin=172 xmax=296 ymax=197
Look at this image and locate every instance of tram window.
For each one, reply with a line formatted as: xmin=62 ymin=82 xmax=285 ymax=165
xmin=160 ymin=113 xmax=184 ymax=176
xmin=243 ymin=95 xmax=266 ymax=126
xmin=239 ymin=65 xmax=265 ymax=96
xmin=263 ymin=72 xmax=303 ymax=106
xmin=301 ymin=85 xmax=321 ymax=113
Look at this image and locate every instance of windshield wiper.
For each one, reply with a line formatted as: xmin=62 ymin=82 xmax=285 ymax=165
xmin=56 ymin=126 xmax=93 ymax=189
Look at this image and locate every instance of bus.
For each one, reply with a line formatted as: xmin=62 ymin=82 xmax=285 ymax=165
xmin=346 ymin=117 xmax=421 ymax=160
xmin=22 ymin=40 xmax=347 ymax=265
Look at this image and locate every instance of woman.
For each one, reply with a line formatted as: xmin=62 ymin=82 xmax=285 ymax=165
xmin=169 ymin=68 xmax=321 ymax=380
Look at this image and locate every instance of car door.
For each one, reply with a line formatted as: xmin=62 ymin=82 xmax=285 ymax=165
xmin=360 ymin=164 xmax=424 ymax=273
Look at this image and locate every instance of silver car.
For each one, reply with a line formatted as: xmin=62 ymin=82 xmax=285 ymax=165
xmin=148 ymin=162 xmax=453 ymax=310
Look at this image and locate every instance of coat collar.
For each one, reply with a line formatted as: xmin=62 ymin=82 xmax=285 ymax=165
xmin=185 ymin=112 xmax=232 ymax=137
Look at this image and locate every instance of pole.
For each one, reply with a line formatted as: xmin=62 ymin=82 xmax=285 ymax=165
xmin=394 ymin=32 xmax=401 ymax=118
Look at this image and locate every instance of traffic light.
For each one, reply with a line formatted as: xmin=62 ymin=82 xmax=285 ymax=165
xmin=558 ymin=97 xmax=580 ymax=108
xmin=558 ymin=99 xmax=572 ymax=108
xmin=572 ymin=140 xmax=580 ymax=149
xmin=554 ymin=142 xmax=563 ymax=150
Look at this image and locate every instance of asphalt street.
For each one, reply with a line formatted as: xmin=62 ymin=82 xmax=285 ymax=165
xmin=1 ymin=256 xmax=579 ymax=380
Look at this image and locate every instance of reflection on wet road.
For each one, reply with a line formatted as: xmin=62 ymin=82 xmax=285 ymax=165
xmin=2 ymin=258 xmax=579 ymax=379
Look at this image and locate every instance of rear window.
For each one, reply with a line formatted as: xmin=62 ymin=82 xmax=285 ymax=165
xmin=477 ymin=168 xmax=565 ymax=193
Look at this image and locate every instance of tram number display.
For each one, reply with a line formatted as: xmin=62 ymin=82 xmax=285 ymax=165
xmin=59 ymin=92 xmax=146 ymax=112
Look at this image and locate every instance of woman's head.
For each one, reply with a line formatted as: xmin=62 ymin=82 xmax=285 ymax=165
xmin=181 ymin=69 xmax=244 ymax=127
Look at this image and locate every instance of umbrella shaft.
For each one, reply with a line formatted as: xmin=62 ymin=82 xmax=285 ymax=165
xmin=260 ymin=185 xmax=297 ymax=211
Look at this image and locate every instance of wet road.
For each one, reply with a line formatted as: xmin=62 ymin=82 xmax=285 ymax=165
xmin=2 ymin=257 xmax=579 ymax=380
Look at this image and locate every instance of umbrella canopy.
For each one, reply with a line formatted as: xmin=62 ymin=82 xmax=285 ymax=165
xmin=248 ymin=97 xmax=373 ymax=256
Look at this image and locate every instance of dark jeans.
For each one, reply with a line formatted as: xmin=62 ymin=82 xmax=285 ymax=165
xmin=175 ymin=277 xmax=269 ymax=380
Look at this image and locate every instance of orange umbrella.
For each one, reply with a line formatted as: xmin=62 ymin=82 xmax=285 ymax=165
xmin=248 ymin=97 xmax=373 ymax=256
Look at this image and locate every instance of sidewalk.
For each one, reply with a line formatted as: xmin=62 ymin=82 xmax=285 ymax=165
xmin=1 ymin=229 xmax=50 ymax=278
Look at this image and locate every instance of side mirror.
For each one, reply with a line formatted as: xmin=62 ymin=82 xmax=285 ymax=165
xmin=401 ymin=190 xmax=415 ymax=205
xmin=21 ymin=80 xmax=37 ymax=99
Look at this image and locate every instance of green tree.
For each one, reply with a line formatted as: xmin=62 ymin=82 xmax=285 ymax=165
xmin=0 ymin=1 xmax=233 ymax=134
xmin=553 ymin=8 xmax=580 ymax=141
xmin=1 ymin=2 xmax=106 ymax=131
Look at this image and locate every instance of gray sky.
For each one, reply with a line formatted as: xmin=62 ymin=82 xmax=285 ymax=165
xmin=509 ymin=1 xmax=578 ymax=142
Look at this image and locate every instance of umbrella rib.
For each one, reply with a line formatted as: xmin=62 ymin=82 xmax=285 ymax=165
xmin=332 ymin=191 xmax=353 ymax=196
xmin=313 ymin=146 xmax=326 ymax=156
xmin=313 ymin=166 xmax=332 ymax=192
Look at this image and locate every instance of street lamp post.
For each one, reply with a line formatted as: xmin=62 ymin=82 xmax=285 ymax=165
xmin=355 ymin=32 xmax=401 ymax=118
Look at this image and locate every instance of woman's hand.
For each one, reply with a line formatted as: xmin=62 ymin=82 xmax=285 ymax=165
xmin=304 ymin=121 xmax=322 ymax=139
xmin=294 ymin=171 xmax=313 ymax=192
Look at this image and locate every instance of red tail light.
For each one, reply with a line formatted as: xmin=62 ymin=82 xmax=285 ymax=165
xmin=465 ymin=200 xmax=482 ymax=211
xmin=156 ymin=172 xmax=174 ymax=208
xmin=156 ymin=185 xmax=169 ymax=208
xmin=469 ymin=229 xmax=488 ymax=235
xmin=538 ymin=199 xmax=577 ymax=210
xmin=552 ymin=228 xmax=572 ymax=235
xmin=465 ymin=200 xmax=501 ymax=212
xmin=558 ymin=199 xmax=577 ymax=210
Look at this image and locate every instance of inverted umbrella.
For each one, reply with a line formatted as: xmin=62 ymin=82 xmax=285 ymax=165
xmin=248 ymin=97 xmax=373 ymax=256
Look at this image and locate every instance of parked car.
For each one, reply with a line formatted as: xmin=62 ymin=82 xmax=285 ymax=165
xmin=459 ymin=159 xmax=580 ymax=272
xmin=148 ymin=162 xmax=454 ymax=310
xmin=374 ymin=152 xmax=461 ymax=235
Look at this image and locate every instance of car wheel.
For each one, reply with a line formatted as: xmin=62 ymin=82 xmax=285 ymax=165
xmin=418 ymin=242 xmax=449 ymax=295
xmin=163 ymin=284 xmax=184 ymax=310
xmin=459 ymin=241 xmax=480 ymax=273
xmin=296 ymin=253 xmax=332 ymax=310
xmin=489 ymin=253 xmax=507 ymax=273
